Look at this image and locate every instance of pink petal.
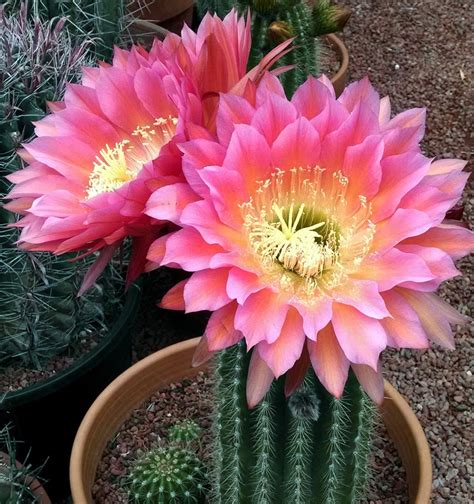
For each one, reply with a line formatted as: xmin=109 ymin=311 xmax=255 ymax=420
xmin=332 ymin=304 xmax=387 ymax=369
xmin=205 ymin=302 xmax=242 ymax=351
xmin=372 ymin=208 xmax=435 ymax=252
xmin=146 ymin=234 xmax=168 ymax=267
xmin=379 ymin=96 xmax=391 ymax=124
xmin=29 ymin=190 xmax=84 ymax=217
xmin=252 ymin=93 xmax=297 ymax=144
xmin=183 ymin=269 xmax=231 ymax=313
xmin=402 ymin=223 xmax=474 ymax=260
xmin=95 ymin=67 xmax=153 ymax=132
xmin=162 ymin=227 xmax=224 ymax=271
xmin=159 ymin=280 xmax=187 ymax=310
xmin=397 ymin=289 xmax=466 ymax=349
xmin=78 ymin=244 xmax=118 ymax=296
xmin=338 ymin=76 xmax=380 ymax=115
xmin=223 ymin=124 xmax=272 ymax=194
xmin=257 ymin=307 xmax=305 ymax=377
xmin=292 ymin=298 xmax=333 ymax=341
xmin=291 ymin=76 xmax=332 ymax=120
xmin=332 ymin=280 xmax=390 ymax=319
xmin=134 ymin=67 xmax=177 ymax=119
xmin=381 ymin=290 xmax=429 ymax=349
xmin=226 ymin=267 xmax=263 ymax=304
xmin=271 ymin=118 xmax=320 ymax=171
xmin=307 ymin=323 xmax=349 ymax=398
xmin=428 ymin=158 xmax=467 ymax=176
xmin=126 ymin=234 xmax=157 ymax=288
xmin=352 ymin=364 xmax=385 ymax=404
xmin=342 ymin=134 xmax=384 ymax=202
xmin=354 ymin=248 xmax=435 ymax=291
xmin=192 ymin=336 xmax=215 ymax=367
xmin=216 ymin=93 xmax=255 ymax=145
xmin=284 ymin=347 xmax=310 ymax=397
xmin=371 ymin=152 xmax=431 ymax=222
xmin=234 ymin=289 xmax=289 ymax=347
xmin=246 ymin=348 xmax=275 ymax=408
xmin=146 ymin=183 xmax=199 ymax=224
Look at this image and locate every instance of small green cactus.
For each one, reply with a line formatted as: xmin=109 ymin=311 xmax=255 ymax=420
xmin=169 ymin=420 xmax=202 ymax=446
xmin=128 ymin=445 xmax=207 ymax=504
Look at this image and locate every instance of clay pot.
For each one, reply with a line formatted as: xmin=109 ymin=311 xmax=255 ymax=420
xmin=0 ymin=452 xmax=51 ymax=504
xmin=326 ymin=33 xmax=350 ymax=97
xmin=70 ymin=338 xmax=432 ymax=503
xmin=128 ymin=0 xmax=193 ymax=34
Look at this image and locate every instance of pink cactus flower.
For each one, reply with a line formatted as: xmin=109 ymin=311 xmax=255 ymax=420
xmin=148 ymin=75 xmax=474 ymax=406
xmin=5 ymin=10 xmax=288 ymax=293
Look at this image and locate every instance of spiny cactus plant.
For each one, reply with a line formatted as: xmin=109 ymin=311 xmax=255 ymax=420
xmin=4 ymin=0 xmax=128 ymax=60
xmin=0 ymin=2 xmax=93 ymax=174
xmin=198 ymin=0 xmax=350 ymax=96
xmin=169 ymin=420 xmax=202 ymax=446
xmin=128 ymin=445 xmax=207 ymax=504
xmin=0 ymin=4 xmax=120 ymax=370
xmin=0 ymin=425 xmax=45 ymax=504
xmin=211 ymin=342 xmax=375 ymax=503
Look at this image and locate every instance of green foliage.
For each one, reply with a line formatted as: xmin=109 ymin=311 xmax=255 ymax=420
xmin=198 ymin=0 xmax=350 ymax=97
xmin=128 ymin=445 xmax=207 ymax=504
xmin=0 ymin=425 xmax=45 ymax=504
xmin=211 ymin=342 xmax=376 ymax=503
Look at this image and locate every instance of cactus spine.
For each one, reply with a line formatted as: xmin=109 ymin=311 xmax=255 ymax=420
xmin=211 ymin=342 xmax=376 ymax=503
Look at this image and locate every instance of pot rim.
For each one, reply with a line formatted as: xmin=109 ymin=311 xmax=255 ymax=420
xmin=70 ymin=337 xmax=432 ymax=503
xmin=326 ymin=33 xmax=350 ymax=90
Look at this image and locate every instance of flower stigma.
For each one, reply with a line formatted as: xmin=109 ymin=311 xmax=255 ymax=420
xmin=87 ymin=115 xmax=178 ymax=198
xmin=240 ymin=166 xmax=376 ymax=301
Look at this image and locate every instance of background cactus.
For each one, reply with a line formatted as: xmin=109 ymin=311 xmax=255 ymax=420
xmin=211 ymin=341 xmax=376 ymax=503
xmin=128 ymin=445 xmax=207 ymax=504
xmin=0 ymin=3 xmax=123 ymax=370
xmin=197 ymin=0 xmax=350 ymax=96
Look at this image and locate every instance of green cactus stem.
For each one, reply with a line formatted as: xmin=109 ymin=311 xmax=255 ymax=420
xmin=128 ymin=445 xmax=207 ymax=504
xmin=211 ymin=341 xmax=376 ymax=503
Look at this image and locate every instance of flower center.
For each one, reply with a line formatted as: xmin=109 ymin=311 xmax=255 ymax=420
xmin=241 ymin=166 xmax=375 ymax=300
xmin=86 ymin=116 xmax=178 ymax=199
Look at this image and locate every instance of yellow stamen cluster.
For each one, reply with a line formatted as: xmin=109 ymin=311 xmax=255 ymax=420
xmin=87 ymin=116 xmax=178 ymax=199
xmin=241 ymin=166 xmax=375 ymax=301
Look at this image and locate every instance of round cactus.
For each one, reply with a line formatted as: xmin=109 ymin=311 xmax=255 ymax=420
xmin=168 ymin=420 xmax=202 ymax=446
xmin=128 ymin=445 xmax=207 ymax=504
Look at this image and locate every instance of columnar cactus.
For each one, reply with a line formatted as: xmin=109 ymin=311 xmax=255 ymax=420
xmin=211 ymin=342 xmax=375 ymax=503
xmin=128 ymin=445 xmax=207 ymax=504
xmin=198 ymin=0 xmax=350 ymax=96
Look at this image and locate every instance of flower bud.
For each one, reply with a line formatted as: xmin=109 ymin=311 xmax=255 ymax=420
xmin=268 ymin=21 xmax=293 ymax=44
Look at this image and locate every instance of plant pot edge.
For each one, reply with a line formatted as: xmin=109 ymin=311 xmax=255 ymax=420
xmin=70 ymin=337 xmax=432 ymax=504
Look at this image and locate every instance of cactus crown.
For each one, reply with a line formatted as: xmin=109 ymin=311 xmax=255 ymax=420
xmin=169 ymin=420 xmax=202 ymax=446
xmin=128 ymin=445 xmax=207 ymax=504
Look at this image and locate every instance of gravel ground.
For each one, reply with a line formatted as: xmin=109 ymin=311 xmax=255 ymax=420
xmin=341 ymin=1 xmax=473 ymax=502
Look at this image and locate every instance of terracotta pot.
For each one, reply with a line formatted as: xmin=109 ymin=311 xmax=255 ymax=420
xmin=326 ymin=33 xmax=350 ymax=97
xmin=128 ymin=0 xmax=194 ymax=34
xmin=0 ymin=452 xmax=51 ymax=504
xmin=70 ymin=338 xmax=432 ymax=503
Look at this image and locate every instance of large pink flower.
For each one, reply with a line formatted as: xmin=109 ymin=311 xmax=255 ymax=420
xmin=5 ymin=10 xmax=285 ymax=292
xmin=148 ymin=75 xmax=474 ymax=406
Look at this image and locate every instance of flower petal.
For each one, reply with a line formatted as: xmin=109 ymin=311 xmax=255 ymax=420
xmin=247 ymin=348 xmax=275 ymax=408
xmin=184 ymin=269 xmax=231 ymax=313
xmin=352 ymin=364 xmax=385 ymax=404
xmin=205 ymin=302 xmax=242 ymax=351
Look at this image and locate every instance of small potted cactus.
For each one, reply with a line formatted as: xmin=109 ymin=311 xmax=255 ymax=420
xmin=125 ymin=420 xmax=207 ymax=503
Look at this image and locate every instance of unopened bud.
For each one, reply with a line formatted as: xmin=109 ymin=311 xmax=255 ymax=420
xmin=268 ymin=21 xmax=293 ymax=44
xmin=331 ymin=6 xmax=352 ymax=31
